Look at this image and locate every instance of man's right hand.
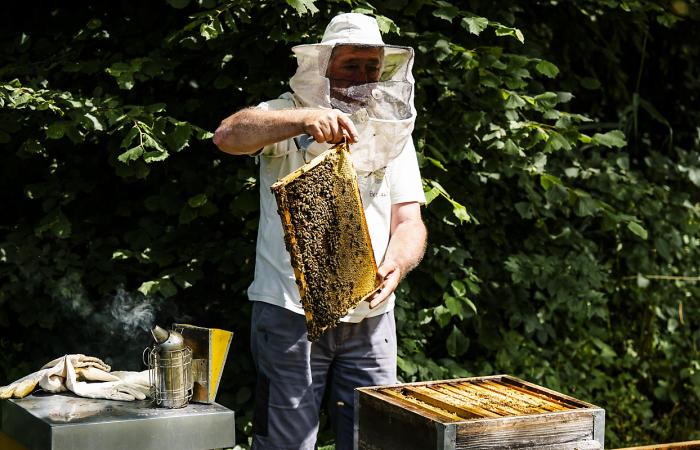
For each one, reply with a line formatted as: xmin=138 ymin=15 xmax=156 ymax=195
xmin=302 ymin=109 xmax=359 ymax=144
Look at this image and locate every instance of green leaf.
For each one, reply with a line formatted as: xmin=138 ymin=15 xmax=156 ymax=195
xmin=445 ymin=295 xmax=464 ymax=319
xmin=397 ymin=356 xmax=418 ymax=376
xmin=637 ymin=273 xmax=650 ymax=289
xmin=425 ymin=156 xmax=447 ymax=171
xmin=200 ymin=22 xmax=218 ymax=40
xmin=433 ymin=5 xmax=459 ymax=22
xmin=46 ymin=122 xmax=66 ymax=139
xmin=535 ymin=60 xmax=559 ymax=78
xmin=575 ymin=195 xmax=599 ymax=217
xmin=494 ymin=25 xmax=524 ymax=43
xmin=446 ymin=325 xmax=469 ymax=357
xmin=83 ymin=113 xmax=104 ymax=131
xmin=118 ymin=145 xmax=144 ymax=163
xmin=143 ymin=149 xmax=169 ymax=163
xmin=453 ymin=203 xmax=470 ymax=223
xmin=462 ymin=297 xmax=478 ymax=315
xmin=461 ymin=17 xmax=488 ymax=35
xmin=424 ymin=186 xmax=440 ymax=205
xmin=592 ymin=130 xmax=627 ymax=148
xmin=592 ymin=337 xmax=617 ymax=360
xmin=188 ymin=193 xmax=208 ymax=208
xmin=120 ymin=126 xmax=139 ymax=149
xmin=451 ymin=280 xmax=466 ymax=297
xmin=504 ymin=92 xmax=526 ymax=109
xmin=434 ymin=39 xmax=452 ymax=62
xmin=627 ymin=221 xmax=648 ymax=240
xmin=540 ymin=174 xmax=562 ymax=191
xmin=138 ymin=281 xmax=158 ymax=296
xmin=534 ymin=91 xmax=559 ymax=108
xmin=168 ymin=122 xmax=192 ymax=151
xmin=138 ymin=278 xmax=177 ymax=298
xmin=688 ymin=168 xmax=700 ymax=187
xmin=286 ymin=0 xmax=319 ymax=15
xmin=35 ymin=209 xmax=72 ymax=239
xmin=544 ymin=131 xmax=572 ymax=152
xmin=434 ymin=305 xmax=452 ymax=328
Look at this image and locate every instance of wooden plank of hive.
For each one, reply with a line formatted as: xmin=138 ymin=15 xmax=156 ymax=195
xmin=478 ymin=380 xmax=565 ymax=413
xmin=432 ymin=384 xmax=523 ymax=417
xmin=356 ymin=388 xmax=450 ymax=450
xmin=454 ymin=410 xmax=597 ymax=449
xmin=271 ymin=143 xmax=380 ymax=341
xmin=401 ymin=386 xmax=497 ymax=419
xmin=613 ymin=442 xmax=700 ymax=450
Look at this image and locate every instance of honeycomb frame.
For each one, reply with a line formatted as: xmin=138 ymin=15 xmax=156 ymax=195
xmin=271 ymin=142 xmax=380 ymax=341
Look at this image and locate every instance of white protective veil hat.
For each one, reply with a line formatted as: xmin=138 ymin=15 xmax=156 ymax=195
xmin=289 ymin=13 xmax=416 ymax=173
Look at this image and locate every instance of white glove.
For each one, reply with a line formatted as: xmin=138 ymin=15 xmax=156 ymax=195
xmin=0 ymin=355 xmax=81 ymax=399
xmin=111 ymin=370 xmax=151 ymax=387
xmin=64 ymin=361 xmax=151 ymax=401
xmin=67 ymin=379 xmax=151 ymax=401
xmin=36 ymin=354 xmax=116 ymax=393
xmin=42 ymin=354 xmax=111 ymax=372
xmin=1 ymin=355 xmax=151 ymax=402
xmin=0 ymin=365 xmax=63 ymax=399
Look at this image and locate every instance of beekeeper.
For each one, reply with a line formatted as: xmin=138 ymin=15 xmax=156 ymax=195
xmin=214 ymin=13 xmax=427 ymax=450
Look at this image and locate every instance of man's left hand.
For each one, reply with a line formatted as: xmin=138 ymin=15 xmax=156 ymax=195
xmin=367 ymin=260 xmax=402 ymax=309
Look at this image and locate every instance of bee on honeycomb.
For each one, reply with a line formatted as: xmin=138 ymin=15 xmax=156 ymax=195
xmin=271 ymin=143 xmax=379 ymax=341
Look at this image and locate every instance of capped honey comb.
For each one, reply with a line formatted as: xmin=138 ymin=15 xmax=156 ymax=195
xmin=271 ymin=142 xmax=379 ymax=341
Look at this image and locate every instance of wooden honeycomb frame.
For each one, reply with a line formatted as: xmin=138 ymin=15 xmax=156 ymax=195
xmin=271 ymin=142 xmax=380 ymax=341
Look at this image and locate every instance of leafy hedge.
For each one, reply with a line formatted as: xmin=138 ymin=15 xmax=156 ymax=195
xmin=1 ymin=0 xmax=699 ymax=447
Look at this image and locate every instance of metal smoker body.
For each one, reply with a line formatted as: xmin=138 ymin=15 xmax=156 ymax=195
xmin=145 ymin=325 xmax=193 ymax=408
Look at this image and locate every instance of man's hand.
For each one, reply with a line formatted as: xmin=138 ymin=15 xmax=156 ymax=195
xmin=367 ymin=259 xmax=402 ymax=309
xmin=302 ymin=109 xmax=359 ymax=144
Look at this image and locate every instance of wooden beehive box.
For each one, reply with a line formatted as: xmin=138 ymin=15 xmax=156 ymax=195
xmin=355 ymin=375 xmax=605 ymax=450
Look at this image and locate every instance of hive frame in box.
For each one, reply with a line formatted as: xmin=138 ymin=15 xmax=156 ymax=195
xmin=354 ymin=374 xmax=605 ymax=450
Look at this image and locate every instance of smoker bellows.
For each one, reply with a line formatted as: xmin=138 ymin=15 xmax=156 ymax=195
xmin=271 ymin=142 xmax=379 ymax=341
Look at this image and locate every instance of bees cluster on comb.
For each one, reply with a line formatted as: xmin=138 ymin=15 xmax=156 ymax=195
xmin=271 ymin=143 xmax=379 ymax=341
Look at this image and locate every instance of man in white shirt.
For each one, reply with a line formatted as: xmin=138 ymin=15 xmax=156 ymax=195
xmin=214 ymin=13 xmax=427 ymax=450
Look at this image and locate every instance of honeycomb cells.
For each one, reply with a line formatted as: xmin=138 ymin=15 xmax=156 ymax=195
xmin=272 ymin=144 xmax=379 ymax=341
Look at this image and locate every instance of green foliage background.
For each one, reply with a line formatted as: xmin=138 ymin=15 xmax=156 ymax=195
xmin=2 ymin=0 xmax=700 ymax=447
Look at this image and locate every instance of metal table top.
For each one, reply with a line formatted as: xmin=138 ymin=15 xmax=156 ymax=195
xmin=1 ymin=393 xmax=235 ymax=450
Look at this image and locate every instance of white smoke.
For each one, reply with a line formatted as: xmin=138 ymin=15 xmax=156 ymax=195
xmin=109 ymin=287 xmax=156 ymax=334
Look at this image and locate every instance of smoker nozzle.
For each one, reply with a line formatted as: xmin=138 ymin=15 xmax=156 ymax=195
xmin=151 ymin=325 xmax=170 ymax=345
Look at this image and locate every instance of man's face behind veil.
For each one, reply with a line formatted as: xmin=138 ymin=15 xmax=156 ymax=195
xmin=326 ymin=45 xmax=383 ymax=111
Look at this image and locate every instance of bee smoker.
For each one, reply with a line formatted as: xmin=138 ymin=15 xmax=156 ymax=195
xmin=144 ymin=325 xmax=193 ymax=408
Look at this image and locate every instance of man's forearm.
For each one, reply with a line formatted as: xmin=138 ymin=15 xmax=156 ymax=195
xmin=383 ymin=217 xmax=427 ymax=279
xmin=213 ymin=107 xmax=360 ymax=155
xmin=213 ymin=108 xmax=307 ymax=155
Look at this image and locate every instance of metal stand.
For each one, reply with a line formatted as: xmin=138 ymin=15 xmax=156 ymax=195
xmin=1 ymin=392 xmax=235 ymax=450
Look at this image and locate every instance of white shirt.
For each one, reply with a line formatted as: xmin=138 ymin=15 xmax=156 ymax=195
xmin=246 ymin=92 xmax=425 ymax=322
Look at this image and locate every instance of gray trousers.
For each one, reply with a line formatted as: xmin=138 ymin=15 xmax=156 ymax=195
xmin=250 ymin=301 xmax=397 ymax=450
